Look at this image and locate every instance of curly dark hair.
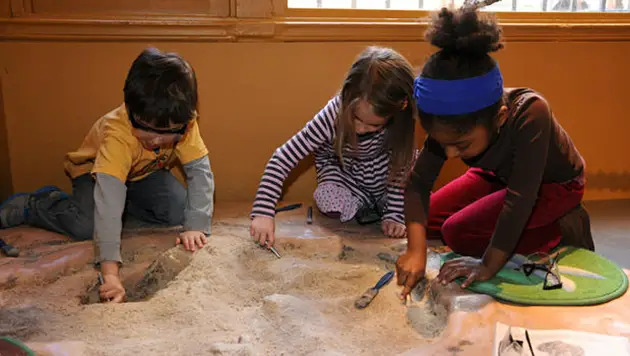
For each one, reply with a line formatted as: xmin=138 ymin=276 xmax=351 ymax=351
xmin=420 ymin=7 xmax=505 ymax=134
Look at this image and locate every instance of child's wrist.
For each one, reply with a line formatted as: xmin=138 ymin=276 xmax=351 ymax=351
xmin=100 ymin=261 xmax=120 ymax=277
xmin=406 ymin=244 xmax=426 ymax=254
xmin=252 ymin=214 xmax=274 ymax=221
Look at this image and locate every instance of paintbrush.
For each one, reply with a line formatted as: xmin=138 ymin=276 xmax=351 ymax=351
xmin=0 ymin=238 xmax=19 ymax=257
xmin=265 ymin=242 xmax=281 ymax=259
xmin=275 ymin=203 xmax=303 ymax=213
xmin=354 ymin=270 xmax=395 ymax=309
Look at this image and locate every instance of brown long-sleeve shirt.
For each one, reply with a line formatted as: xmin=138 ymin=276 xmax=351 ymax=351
xmin=404 ymin=88 xmax=585 ymax=253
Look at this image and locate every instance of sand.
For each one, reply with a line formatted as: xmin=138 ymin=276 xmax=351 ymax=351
xmin=6 ymin=205 xmax=630 ymax=356
xmin=0 ymin=220 xmax=444 ymax=355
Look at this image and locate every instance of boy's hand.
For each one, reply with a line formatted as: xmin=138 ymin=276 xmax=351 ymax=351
xmin=250 ymin=216 xmax=275 ymax=247
xmin=382 ymin=220 xmax=406 ymax=238
xmin=176 ymin=231 xmax=207 ymax=252
xmin=99 ymin=274 xmax=126 ymax=303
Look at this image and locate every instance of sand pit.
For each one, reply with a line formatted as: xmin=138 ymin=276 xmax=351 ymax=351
xmin=4 ymin=204 xmax=630 ymax=355
xmin=0 ymin=220 xmax=446 ymax=355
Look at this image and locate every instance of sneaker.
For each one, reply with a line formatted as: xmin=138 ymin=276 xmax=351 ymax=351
xmin=355 ymin=207 xmax=380 ymax=225
xmin=558 ymin=203 xmax=595 ymax=251
xmin=0 ymin=193 xmax=30 ymax=228
xmin=0 ymin=186 xmax=64 ymax=228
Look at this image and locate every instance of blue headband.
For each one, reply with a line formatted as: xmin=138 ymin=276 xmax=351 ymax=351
xmin=414 ymin=66 xmax=504 ymax=116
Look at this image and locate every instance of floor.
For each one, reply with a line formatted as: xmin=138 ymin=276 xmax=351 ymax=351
xmin=585 ymin=199 xmax=630 ymax=269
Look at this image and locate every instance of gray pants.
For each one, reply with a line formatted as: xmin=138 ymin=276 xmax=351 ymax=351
xmin=26 ymin=170 xmax=186 ymax=241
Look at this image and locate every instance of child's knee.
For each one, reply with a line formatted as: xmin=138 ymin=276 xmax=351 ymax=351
xmin=426 ymin=194 xmax=454 ymax=239
xmin=427 ymin=189 xmax=455 ymax=222
xmin=68 ymin=216 xmax=94 ymax=241
xmin=441 ymin=216 xmax=487 ymax=257
xmin=156 ymin=189 xmax=186 ymax=226
xmin=314 ymin=184 xmax=347 ymax=209
xmin=313 ymin=184 xmax=362 ymax=222
xmin=163 ymin=209 xmax=185 ymax=226
xmin=440 ymin=216 xmax=471 ymax=253
xmin=440 ymin=217 xmax=458 ymax=246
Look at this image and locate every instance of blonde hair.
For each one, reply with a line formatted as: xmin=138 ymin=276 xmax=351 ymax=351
xmin=335 ymin=46 xmax=417 ymax=183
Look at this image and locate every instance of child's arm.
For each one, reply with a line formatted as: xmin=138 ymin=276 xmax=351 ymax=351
xmin=396 ymin=138 xmax=445 ymax=297
xmin=404 ymin=138 xmax=446 ymax=228
xmin=178 ymin=155 xmax=214 ymax=250
xmin=93 ymin=172 xmax=127 ymax=302
xmin=251 ymin=97 xmax=340 ymax=219
xmin=90 ymin=124 xmax=135 ymax=302
xmin=174 ymin=120 xmax=213 ymax=251
xmin=481 ymin=99 xmax=552 ymax=275
xmin=381 ymin=149 xmax=420 ymax=230
xmin=382 ymin=184 xmax=405 ymax=226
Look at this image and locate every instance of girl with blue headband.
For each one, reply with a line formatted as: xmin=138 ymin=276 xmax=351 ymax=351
xmin=250 ymin=47 xmax=417 ymax=247
xmin=396 ymin=6 xmax=592 ymax=298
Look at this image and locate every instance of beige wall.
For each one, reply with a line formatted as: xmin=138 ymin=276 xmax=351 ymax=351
xmin=0 ymin=76 xmax=11 ymax=198
xmin=1 ymin=40 xmax=629 ymax=202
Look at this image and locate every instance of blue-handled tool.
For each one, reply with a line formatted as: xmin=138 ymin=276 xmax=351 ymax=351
xmin=354 ymin=270 xmax=395 ymax=309
xmin=275 ymin=203 xmax=303 ymax=213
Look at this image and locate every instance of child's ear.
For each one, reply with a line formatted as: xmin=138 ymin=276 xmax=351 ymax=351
xmin=497 ymin=105 xmax=509 ymax=127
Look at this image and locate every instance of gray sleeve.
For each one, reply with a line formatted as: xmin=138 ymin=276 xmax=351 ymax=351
xmin=93 ymin=173 xmax=127 ymax=264
xmin=182 ymin=155 xmax=214 ymax=235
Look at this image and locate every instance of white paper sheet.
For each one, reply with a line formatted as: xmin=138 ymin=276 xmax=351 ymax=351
xmin=492 ymin=321 xmax=630 ymax=356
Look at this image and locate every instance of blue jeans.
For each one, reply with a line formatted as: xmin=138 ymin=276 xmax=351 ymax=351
xmin=26 ymin=170 xmax=186 ymax=240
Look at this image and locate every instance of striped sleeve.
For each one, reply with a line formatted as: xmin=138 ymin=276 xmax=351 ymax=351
xmin=382 ymin=184 xmax=405 ymax=225
xmin=251 ymin=97 xmax=340 ymax=218
xmin=382 ymin=149 xmax=419 ymax=225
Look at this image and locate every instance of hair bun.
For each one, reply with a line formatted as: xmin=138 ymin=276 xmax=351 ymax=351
xmin=425 ymin=6 xmax=504 ymax=57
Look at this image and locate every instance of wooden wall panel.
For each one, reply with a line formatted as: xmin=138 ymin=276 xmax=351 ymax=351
xmin=1 ymin=41 xmax=629 ymax=201
xmin=236 ymin=0 xmax=272 ymax=18
xmin=29 ymin=0 xmax=229 ymax=16
xmin=0 ymin=0 xmax=11 ymax=17
xmin=0 ymin=77 xmax=12 ymax=197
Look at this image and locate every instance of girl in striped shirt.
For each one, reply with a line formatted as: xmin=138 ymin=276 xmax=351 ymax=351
xmin=250 ymin=46 xmax=418 ymax=247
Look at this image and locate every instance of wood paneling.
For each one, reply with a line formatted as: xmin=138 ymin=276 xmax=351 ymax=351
xmin=0 ymin=41 xmax=628 ymax=201
xmin=236 ymin=0 xmax=272 ymax=18
xmin=29 ymin=0 xmax=223 ymax=16
xmin=1 ymin=1 xmax=629 ymax=42
xmin=0 ymin=77 xmax=13 ymax=197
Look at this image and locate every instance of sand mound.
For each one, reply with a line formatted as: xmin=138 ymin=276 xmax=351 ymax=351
xmin=2 ymin=225 xmax=446 ymax=355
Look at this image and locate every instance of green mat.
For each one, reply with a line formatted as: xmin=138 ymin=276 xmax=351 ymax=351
xmin=440 ymin=246 xmax=628 ymax=306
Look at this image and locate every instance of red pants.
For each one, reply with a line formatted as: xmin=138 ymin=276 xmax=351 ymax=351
xmin=427 ymin=168 xmax=584 ymax=257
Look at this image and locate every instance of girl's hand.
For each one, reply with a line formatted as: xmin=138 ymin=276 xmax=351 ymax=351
xmin=382 ymin=220 xmax=406 ymax=238
xmin=396 ymin=251 xmax=426 ymax=298
xmin=436 ymin=256 xmax=494 ymax=288
xmin=250 ymin=216 xmax=276 ymax=247
xmin=176 ymin=231 xmax=208 ymax=252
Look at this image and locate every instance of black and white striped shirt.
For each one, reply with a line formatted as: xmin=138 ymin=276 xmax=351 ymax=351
xmin=251 ymin=96 xmax=407 ymax=225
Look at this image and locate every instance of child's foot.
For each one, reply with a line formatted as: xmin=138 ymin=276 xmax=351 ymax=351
xmin=558 ymin=203 xmax=594 ymax=251
xmin=0 ymin=193 xmax=30 ymax=228
xmin=0 ymin=186 xmax=64 ymax=228
xmin=355 ymin=208 xmax=380 ymax=225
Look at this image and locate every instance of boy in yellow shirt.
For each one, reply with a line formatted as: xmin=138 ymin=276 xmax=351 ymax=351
xmin=0 ymin=48 xmax=214 ymax=303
